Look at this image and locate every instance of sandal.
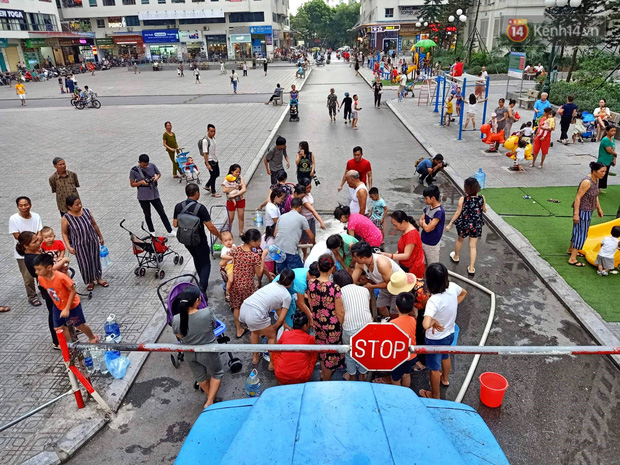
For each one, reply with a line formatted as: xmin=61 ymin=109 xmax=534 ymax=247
xmin=0 ymin=306 xmax=10 ymax=312
xmin=413 ymin=363 xmax=426 ymax=372
xmin=419 ymin=389 xmax=432 ymax=398
xmin=97 ymin=280 xmax=109 ymax=288
xmin=29 ymin=298 xmax=42 ymax=307
xmin=449 ymin=251 xmax=459 ymax=263
xmin=371 ymin=376 xmax=391 ymax=384
xmin=567 ymin=261 xmax=586 ymax=267
xmin=86 ymin=283 xmax=95 ymax=291
xmin=236 ymin=328 xmax=249 ymax=339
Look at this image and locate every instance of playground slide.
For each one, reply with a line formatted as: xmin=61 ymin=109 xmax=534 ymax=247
xmin=580 ymin=218 xmax=620 ymax=268
xmin=407 ymin=65 xmax=416 ymax=74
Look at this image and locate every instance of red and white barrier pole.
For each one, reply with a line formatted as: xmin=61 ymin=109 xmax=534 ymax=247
xmin=56 ymin=329 xmax=84 ymax=409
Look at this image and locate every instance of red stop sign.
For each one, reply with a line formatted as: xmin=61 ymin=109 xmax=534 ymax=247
xmin=350 ymin=323 xmax=411 ymax=371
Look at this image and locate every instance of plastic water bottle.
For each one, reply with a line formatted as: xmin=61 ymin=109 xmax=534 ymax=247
xmin=105 ymin=335 xmax=122 ymax=357
xmin=260 ymin=335 xmax=270 ymax=362
xmin=100 ymin=245 xmax=111 ymax=269
xmin=253 ymin=210 xmax=263 ymax=228
xmin=245 ymin=369 xmax=262 ymax=398
xmin=84 ymin=349 xmax=95 ymax=374
xmin=104 ymin=314 xmax=122 ymax=343
xmin=474 ymin=168 xmax=486 ymax=190
xmin=93 ymin=348 xmax=107 ymax=375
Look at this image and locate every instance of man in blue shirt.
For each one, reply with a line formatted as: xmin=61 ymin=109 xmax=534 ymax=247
xmin=533 ymin=92 xmax=551 ymax=124
xmin=416 ymin=154 xmax=446 ymax=184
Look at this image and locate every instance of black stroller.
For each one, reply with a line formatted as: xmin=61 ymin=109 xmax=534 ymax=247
xmin=289 ymin=97 xmax=299 ymax=122
xmin=157 ymin=274 xmax=242 ymax=374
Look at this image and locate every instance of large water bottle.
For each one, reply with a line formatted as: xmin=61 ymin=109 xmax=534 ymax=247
xmin=105 ymin=335 xmax=122 ymax=357
xmin=84 ymin=349 xmax=95 ymax=374
xmin=474 ymin=168 xmax=486 ymax=190
xmin=245 ymin=369 xmax=262 ymax=398
xmin=104 ymin=314 xmax=122 ymax=343
xmin=100 ymin=245 xmax=111 ymax=269
xmin=253 ymin=210 xmax=263 ymax=228
xmin=93 ymin=348 xmax=107 ymax=375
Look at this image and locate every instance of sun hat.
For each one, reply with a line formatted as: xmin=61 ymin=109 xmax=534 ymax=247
xmin=387 ymin=272 xmax=417 ymax=295
xmin=491 ymin=112 xmax=497 ymax=117
xmin=225 ymin=174 xmax=237 ymax=182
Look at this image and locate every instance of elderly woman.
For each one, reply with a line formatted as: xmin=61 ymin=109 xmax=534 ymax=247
xmin=221 ymin=164 xmax=247 ymax=237
xmin=568 ymin=162 xmax=606 ymax=267
xmin=61 ymin=195 xmax=107 ymax=291
xmin=382 ymin=210 xmax=425 ymax=278
xmin=594 ymin=99 xmax=611 ymax=142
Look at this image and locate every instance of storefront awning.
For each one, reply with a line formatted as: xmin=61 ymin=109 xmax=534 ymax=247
xmin=29 ymin=31 xmax=95 ymax=39
xmin=230 ymin=34 xmax=251 ymax=44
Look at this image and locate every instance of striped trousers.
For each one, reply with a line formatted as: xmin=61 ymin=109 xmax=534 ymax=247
xmin=571 ymin=210 xmax=593 ymax=250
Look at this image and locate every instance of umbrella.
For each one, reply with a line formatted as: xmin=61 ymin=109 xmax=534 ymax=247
xmin=412 ymin=39 xmax=437 ymax=49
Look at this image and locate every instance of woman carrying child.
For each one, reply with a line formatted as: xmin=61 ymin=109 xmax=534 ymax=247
xmin=531 ymin=107 xmax=555 ymax=169
xmin=446 ymin=177 xmax=486 ymax=275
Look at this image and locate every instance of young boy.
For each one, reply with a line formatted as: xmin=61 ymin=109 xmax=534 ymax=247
xmin=34 ymin=254 xmax=97 ymax=343
xmin=368 ymin=187 xmax=387 ymax=236
xmin=419 ymin=185 xmax=446 ymax=265
xmin=219 ymin=230 xmax=235 ymax=301
xmin=443 ymin=95 xmax=454 ymax=126
xmin=595 ymin=226 xmax=620 ymax=276
xmin=352 ymin=94 xmax=362 ymax=130
xmin=519 ymin=121 xmax=534 ymax=145
xmin=390 ymin=292 xmax=417 ymax=387
xmin=40 ymin=226 xmax=70 ymax=274
xmin=510 ymin=138 xmax=527 ymax=172
xmin=183 ymin=156 xmax=200 ymax=181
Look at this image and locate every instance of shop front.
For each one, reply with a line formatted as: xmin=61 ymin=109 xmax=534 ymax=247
xmin=22 ymin=38 xmax=47 ymax=69
xmin=58 ymin=37 xmax=95 ymax=64
xmin=95 ymin=38 xmax=115 ymax=59
xmin=229 ymin=34 xmax=251 ymax=60
xmin=367 ymin=25 xmax=400 ymax=53
xmin=112 ymin=34 xmax=145 ymax=60
xmin=179 ymin=30 xmax=204 ymax=61
xmin=205 ymin=35 xmax=227 ymax=61
xmin=399 ymin=24 xmax=418 ymax=55
xmin=142 ymin=29 xmax=180 ymax=61
xmin=249 ymin=25 xmax=272 ymax=58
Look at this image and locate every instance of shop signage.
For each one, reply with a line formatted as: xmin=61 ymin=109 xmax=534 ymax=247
xmin=95 ymin=38 xmax=115 ymax=46
xmin=0 ymin=39 xmax=8 ymax=48
xmin=399 ymin=6 xmax=420 ymax=17
xmin=370 ymin=25 xmax=400 ymax=33
xmin=400 ymin=24 xmax=418 ymax=34
xmin=142 ymin=29 xmax=179 ymax=44
xmin=59 ymin=38 xmax=94 ymax=46
xmin=24 ymin=38 xmax=47 ymax=48
xmin=113 ymin=34 xmax=143 ymax=44
xmin=0 ymin=8 xmax=25 ymax=20
xmin=230 ymin=34 xmax=251 ymax=43
xmin=138 ymin=9 xmax=224 ymax=21
xmin=205 ymin=34 xmax=226 ymax=42
xmin=108 ymin=16 xmax=124 ymax=28
xmin=249 ymin=25 xmax=272 ymax=35
xmin=179 ymin=30 xmax=202 ymax=43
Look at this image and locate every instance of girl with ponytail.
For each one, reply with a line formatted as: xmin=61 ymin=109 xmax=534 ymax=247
xmin=171 ymin=284 xmax=224 ymax=408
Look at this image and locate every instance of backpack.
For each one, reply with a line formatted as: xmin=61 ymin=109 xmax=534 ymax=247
xmin=176 ymin=201 xmax=203 ymax=247
xmin=197 ymin=137 xmax=210 ymax=157
xmin=414 ymin=156 xmax=426 ymax=168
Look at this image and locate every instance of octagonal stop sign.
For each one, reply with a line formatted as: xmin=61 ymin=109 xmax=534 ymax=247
xmin=350 ymin=323 xmax=412 ymax=371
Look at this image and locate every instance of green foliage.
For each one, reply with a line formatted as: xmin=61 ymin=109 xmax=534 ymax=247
xmin=547 ymin=80 xmax=620 ymax=111
xmin=290 ymin=0 xmax=360 ymax=48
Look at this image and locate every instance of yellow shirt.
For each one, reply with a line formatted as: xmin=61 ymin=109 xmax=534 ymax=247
xmin=547 ymin=117 xmax=555 ymax=130
xmin=446 ymin=100 xmax=454 ymax=114
xmin=15 ymin=83 xmax=25 ymax=95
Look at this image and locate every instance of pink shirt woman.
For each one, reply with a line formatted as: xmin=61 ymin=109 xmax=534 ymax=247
xmin=334 ymin=205 xmax=382 ymax=248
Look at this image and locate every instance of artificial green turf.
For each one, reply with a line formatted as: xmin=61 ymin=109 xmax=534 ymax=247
xmin=490 ymin=188 xmax=620 ymax=322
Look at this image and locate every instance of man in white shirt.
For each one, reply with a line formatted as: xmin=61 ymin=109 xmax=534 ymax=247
xmin=398 ymin=73 xmax=407 ymax=96
xmin=346 ymin=170 xmax=369 ymax=215
xmin=203 ymin=124 xmax=221 ymax=198
xmin=480 ymin=66 xmax=488 ymax=81
xmin=8 ymin=196 xmax=43 ymax=306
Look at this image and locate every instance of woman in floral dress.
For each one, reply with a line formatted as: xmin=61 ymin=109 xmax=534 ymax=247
xmin=229 ymin=228 xmax=269 ymax=338
xmin=307 ymin=255 xmax=345 ymax=380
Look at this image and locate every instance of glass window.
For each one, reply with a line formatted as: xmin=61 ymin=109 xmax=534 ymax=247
xmin=61 ymin=0 xmax=83 ymax=7
xmin=141 ymin=0 xmax=149 ymax=3
xmin=385 ymin=8 xmax=394 ymax=18
xmin=179 ymin=17 xmax=225 ymax=24
xmin=89 ymin=0 xmax=97 ymax=5
xmin=142 ymin=19 xmax=176 ymax=26
xmin=158 ymin=0 xmax=165 ymax=3
xmin=122 ymin=0 xmax=136 ymax=4
xmin=125 ymin=15 xmax=140 ymax=26
xmin=192 ymin=0 xmax=205 ymax=2
xmin=228 ymin=12 xmax=264 ymax=23
xmin=172 ymin=0 xmax=185 ymax=2
xmin=96 ymin=19 xmax=105 ymax=28
xmin=102 ymin=0 xmax=115 ymax=5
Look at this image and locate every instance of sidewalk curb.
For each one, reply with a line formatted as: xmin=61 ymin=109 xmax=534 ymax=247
xmin=388 ymin=99 xmax=620 ymax=369
xmin=20 ymin=68 xmax=312 ymax=465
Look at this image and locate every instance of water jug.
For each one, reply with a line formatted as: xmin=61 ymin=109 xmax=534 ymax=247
xmin=253 ymin=210 xmax=263 ymax=228
xmin=84 ymin=349 xmax=95 ymax=374
xmin=474 ymin=168 xmax=486 ymax=190
xmin=100 ymin=245 xmax=112 ymax=269
xmin=104 ymin=314 xmax=122 ymax=343
xmin=245 ymin=369 xmax=262 ymax=398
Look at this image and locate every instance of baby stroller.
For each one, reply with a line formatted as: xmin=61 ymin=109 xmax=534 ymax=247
xmin=157 ymin=274 xmax=242 ymax=373
xmin=289 ymin=98 xmax=299 ymax=122
xmin=175 ymin=148 xmax=201 ymax=185
xmin=120 ymin=219 xmax=183 ymax=279
xmin=580 ymin=111 xmax=597 ymax=142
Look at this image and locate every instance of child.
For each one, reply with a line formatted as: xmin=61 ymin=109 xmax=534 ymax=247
xmin=419 ymin=185 xmax=445 ymax=265
xmin=368 ymin=187 xmax=387 ymax=234
xmin=572 ymin=111 xmax=586 ymax=144
xmin=222 ymin=174 xmax=241 ymax=206
xmin=352 ymin=94 xmax=362 ymax=130
xmin=58 ymin=76 xmax=64 ymax=94
xmin=463 ymin=93 xmax=486 ymax=130
xmin=219 ymin=230 xmax=235 ymax=302
xmin=446 ymin=177 xmax=486 ymax=275
xmin=510 ymin=138 xmax=527 ymax=172
xmin=34 ymin=254 xmax=98 ymax=344
xmin=419 ymin=263 xmax=467 ymax=399
xmin=519 ymin=121 xmax=534 ymax=145
xmin=40 ymin=226 xmax=69 ymax=274
xmin=260 ymin=225 xmax=277 ymax=282
xmin=194 ymin=67 xmax=200 ymax=84
xmin=454 ymin=87 xmax=463 ymax=116
xmin=183 ymin=156 xmax=200 ymax=181
xmin=595 ymin=226 xmax=620 ymax=276
xmin=443 ymin=95 xmax=454 ymax=126
xmin=488 ymin=112 xmax=498 ymax=133
xmin=390 ymin=292 xmax=417 ymax=387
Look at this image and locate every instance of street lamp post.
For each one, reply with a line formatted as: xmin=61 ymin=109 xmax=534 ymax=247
xmin=541 ymin=0 xmax=582 ymax=96
xmin=448 ymin=10 xmax=468 ymax=55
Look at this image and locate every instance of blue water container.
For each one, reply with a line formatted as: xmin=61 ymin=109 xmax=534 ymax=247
xmin=104 ymin=314 xmax=122 ymax=343
xmin=474 ymin=168 xmax=486 ymax=190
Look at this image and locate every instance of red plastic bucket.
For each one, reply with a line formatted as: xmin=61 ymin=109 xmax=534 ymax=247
xmin=479 ymin=372 xmax=509 ymax=408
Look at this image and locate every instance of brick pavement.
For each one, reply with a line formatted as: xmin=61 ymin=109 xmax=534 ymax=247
xmin=0 ymin=65 xmax=303 ymax=100
xmin=0 ymin=102 xmax=286 ymax=464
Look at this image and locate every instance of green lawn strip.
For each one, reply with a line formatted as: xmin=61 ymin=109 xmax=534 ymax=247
xmin=522 ymin=186 xmax=620 ymax=217
xmin=482 ymin=187 xmax=552 ymax=216
xmin=504 ymin=215 xmax=620 ymax=322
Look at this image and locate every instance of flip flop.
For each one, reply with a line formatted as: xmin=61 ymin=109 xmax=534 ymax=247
xmin=440 ymin=378 xmax=450 ymax=387
xmin=236 ymin=328 xmax=249 ymax=339
xmin=566 ymin=252 xmax=585 ymax=257
xmin=568 ymin=261 xmax=586 ymax=267
xmin=467 ymin=267 xmax=476 ymax=275
xmin=449 ymin=251 xmax=459 ymax=263
xmin=86 ymin=283 xmax=95 ymax=291
xmin=413 ymin=363 xmax=427 ymax=372
xmin=29 ymin=298 xmax=42 ymax=307
xmin=419 ymin=389 xmax=432 ymax=398
xmin=0 ymin=306 xmax=10 ymax=312
xmin=97 ymin=281 xmax=109 ymax=288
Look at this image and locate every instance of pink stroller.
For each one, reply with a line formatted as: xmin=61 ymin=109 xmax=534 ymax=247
xmin=157 ymin=274 xmax=242 ymax=373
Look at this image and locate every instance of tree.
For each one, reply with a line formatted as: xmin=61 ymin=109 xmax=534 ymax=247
xmin=290 ymin=0 xmax=333 ymax=46
xmin=329 ymin=3 xmax=361 ymax=47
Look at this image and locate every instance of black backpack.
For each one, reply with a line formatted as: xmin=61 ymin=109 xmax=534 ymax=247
xmin=197 ymin=137 xmax=210 ymax=157
xmin=176 ymin=201 xmax=202 ymax=247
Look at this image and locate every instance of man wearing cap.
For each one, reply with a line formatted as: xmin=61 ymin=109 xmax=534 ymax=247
xmin=129 ymin=154 xmax=173 ymax=235
xmin=49 ymin=158 xmax=80 ymax=217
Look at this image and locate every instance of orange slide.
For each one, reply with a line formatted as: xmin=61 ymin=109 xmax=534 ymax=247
xmin=580 ymin=218 xmax=620 ymax=268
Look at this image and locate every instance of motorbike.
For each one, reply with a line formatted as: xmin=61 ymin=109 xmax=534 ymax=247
xmin=75 ymin=96 xmax=101 ymax=110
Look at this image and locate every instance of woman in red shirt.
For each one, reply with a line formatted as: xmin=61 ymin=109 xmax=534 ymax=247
xmin=382 ymin=210 xmax=425 ymax=278
xmin=272 ymin=312 xmax=317 ymax=385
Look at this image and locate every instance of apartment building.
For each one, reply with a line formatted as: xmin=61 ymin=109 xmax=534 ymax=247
xmin=59 ymin=0 xmax=291 ymax=62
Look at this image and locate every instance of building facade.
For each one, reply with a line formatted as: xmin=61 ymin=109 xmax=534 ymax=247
xmin=0 ymin=0 xmax=63 ymax=71
xmin=59 ymin=0 xmax=290 ymax=62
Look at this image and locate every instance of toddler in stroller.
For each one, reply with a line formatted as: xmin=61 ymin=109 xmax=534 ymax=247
xmin=183 ymin=156 xmax=201 ymax=181
xmin=289 ymin=98 xmax=299 ymax=122
xmin=574 ymin=110 xmax=596 ymax=143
